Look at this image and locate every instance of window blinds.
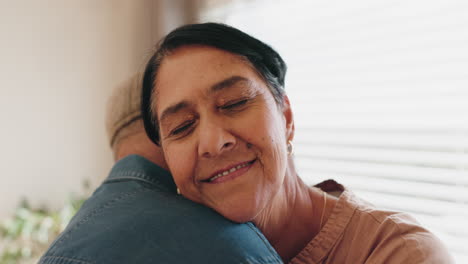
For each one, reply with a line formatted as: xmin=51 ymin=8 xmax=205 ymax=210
xmin=201 ymin=0 xmax=468 ymax=262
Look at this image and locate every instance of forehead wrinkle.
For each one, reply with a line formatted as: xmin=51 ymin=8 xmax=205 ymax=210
xmin=157 ymin=73 xmax=258 ymax=125
xmin=209 ymin=75 xmax=250 ymax=95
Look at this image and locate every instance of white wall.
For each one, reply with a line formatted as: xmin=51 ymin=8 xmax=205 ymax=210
xmin=0 ymin=0 xmax=158 ymax=218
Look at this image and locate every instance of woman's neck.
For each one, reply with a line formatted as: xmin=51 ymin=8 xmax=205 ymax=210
xmin=252 ymin=159 xmax=325 ymax=262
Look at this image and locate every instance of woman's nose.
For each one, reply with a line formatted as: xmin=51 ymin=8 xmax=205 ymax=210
xmin=198 ymin=120 xmax=236 ymax=158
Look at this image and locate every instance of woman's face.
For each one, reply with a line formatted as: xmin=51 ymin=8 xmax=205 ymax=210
xmin=153 ymin=45 xmax=294 ymax=222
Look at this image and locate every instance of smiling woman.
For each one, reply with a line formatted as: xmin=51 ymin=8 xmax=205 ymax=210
xmin=141 ymin=23 xmax=454 ymax=263
xmin=153 ymin=45 xmax=292 ymax=224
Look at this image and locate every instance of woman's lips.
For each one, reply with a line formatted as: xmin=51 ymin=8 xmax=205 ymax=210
xmin=201 ymin=159 xmax=256 ymax=184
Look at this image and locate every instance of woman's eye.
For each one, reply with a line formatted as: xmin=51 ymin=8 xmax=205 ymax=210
xmin=170 ymin=120 xmax=194 ymax=136
xmin=221 ymin=99 xmax=248 ymax=110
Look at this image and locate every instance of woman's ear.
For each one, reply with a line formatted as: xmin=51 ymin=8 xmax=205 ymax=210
xmin=282 ymin=95 xmax=295 ymax=142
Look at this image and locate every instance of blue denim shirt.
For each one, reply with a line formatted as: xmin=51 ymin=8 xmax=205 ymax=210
xmin=39 ymin=155 xmax=282 ymax=264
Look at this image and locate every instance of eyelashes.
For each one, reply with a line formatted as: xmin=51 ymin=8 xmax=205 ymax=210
xmin=171 ymin=120 xmax=195 ymax=136
xmin=219 ymin=98 xmax=249 ymax=110
xmin=168 ymin=97 xmax=253 ymax=138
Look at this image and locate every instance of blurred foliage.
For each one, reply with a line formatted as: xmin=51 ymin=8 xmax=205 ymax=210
xmin=0 ymin=182 xmax=89 ymax=264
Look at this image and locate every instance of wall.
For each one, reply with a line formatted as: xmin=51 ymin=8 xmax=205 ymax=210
xmin=0 ymin=0 xmax=158 ymax=218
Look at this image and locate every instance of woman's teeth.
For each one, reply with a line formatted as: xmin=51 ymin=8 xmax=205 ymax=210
xmin=209 ymin=162 xmax=250 ymax=182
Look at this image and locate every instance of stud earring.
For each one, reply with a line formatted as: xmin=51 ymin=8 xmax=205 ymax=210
xmin=287 ymin=140 xmax=294 ymax=156
xmin=176 ymin=188 xmax=181 ymax=195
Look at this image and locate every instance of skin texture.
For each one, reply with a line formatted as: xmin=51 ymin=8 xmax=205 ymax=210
xmin=152 ymin=45 xmax=336 ymax=262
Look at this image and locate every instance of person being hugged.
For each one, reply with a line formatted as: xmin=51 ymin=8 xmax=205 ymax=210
xmin=141 ymin=22 xmax=454 ymax=264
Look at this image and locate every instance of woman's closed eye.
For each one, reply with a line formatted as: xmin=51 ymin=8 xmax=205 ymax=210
xmin=219 ymin=98 xmax=249 ymax=111
xmin=170 ymin=120 xmax=195 ymax=136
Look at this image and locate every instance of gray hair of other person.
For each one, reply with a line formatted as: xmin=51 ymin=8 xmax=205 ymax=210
xmin=105 ymin=73 xmax=143 ymax=154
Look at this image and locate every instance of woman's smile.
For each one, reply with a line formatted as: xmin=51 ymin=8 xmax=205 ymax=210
xmin=201 ymin=158 xmax=257 ymax=184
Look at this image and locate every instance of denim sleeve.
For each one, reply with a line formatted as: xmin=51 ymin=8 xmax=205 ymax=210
xmin=39 ymin=255 xmax=93 ymax=264
xmin=39 ymin=181 xmax=283 ymax=264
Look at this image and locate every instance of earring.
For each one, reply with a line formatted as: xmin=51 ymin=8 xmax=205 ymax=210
xmin=287 ymin=140 xmax=294 ymax=156
xmin=176 ymin=188 xmax=181 ymax=195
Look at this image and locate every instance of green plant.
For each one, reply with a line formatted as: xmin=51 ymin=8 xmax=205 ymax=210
xmin=0 ymin=190 xmax=88 ymax=264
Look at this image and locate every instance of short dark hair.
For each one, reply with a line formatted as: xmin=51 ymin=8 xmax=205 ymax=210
xmin=141 ymin=22 xmax=287 ymax=145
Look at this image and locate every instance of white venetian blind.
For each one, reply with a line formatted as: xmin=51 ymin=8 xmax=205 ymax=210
xmin=201 ymin=0 xmax=468 ymax=262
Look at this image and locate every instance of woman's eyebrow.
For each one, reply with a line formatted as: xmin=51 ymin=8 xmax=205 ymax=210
xmin=210 ymin=75 xmax=250 ymax=94
xmin=159 ymin=101 xmax=191 ymax=124
xmin=159 ymin=76 xmax=250 ymax=124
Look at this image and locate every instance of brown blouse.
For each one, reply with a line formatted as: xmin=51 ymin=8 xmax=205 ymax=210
xmin=289 ymin=180 xmax=454 ymax=264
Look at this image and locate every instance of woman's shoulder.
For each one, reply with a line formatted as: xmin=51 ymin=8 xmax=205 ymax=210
xmin=308 ymin=179 xmax=454 ymax=264
xmin=338 ymin=186 xmax=454 ymax=263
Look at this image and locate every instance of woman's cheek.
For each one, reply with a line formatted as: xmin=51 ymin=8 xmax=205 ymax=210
xmin=165 ymin=146 xmax=188 ymax=185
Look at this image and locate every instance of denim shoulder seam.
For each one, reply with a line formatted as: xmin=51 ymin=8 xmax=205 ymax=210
xmin=48 ymin=186 xmax=151 ymax=251
xmin=39 ymin=255 xmax=94 ymax=264
xmin=105 ymin=171 xmax=165 ymax=186
xmin=244 ymin=255 xmax=284 ymax=264
xmin=104 ymin=176 xmax=168 ymax=192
